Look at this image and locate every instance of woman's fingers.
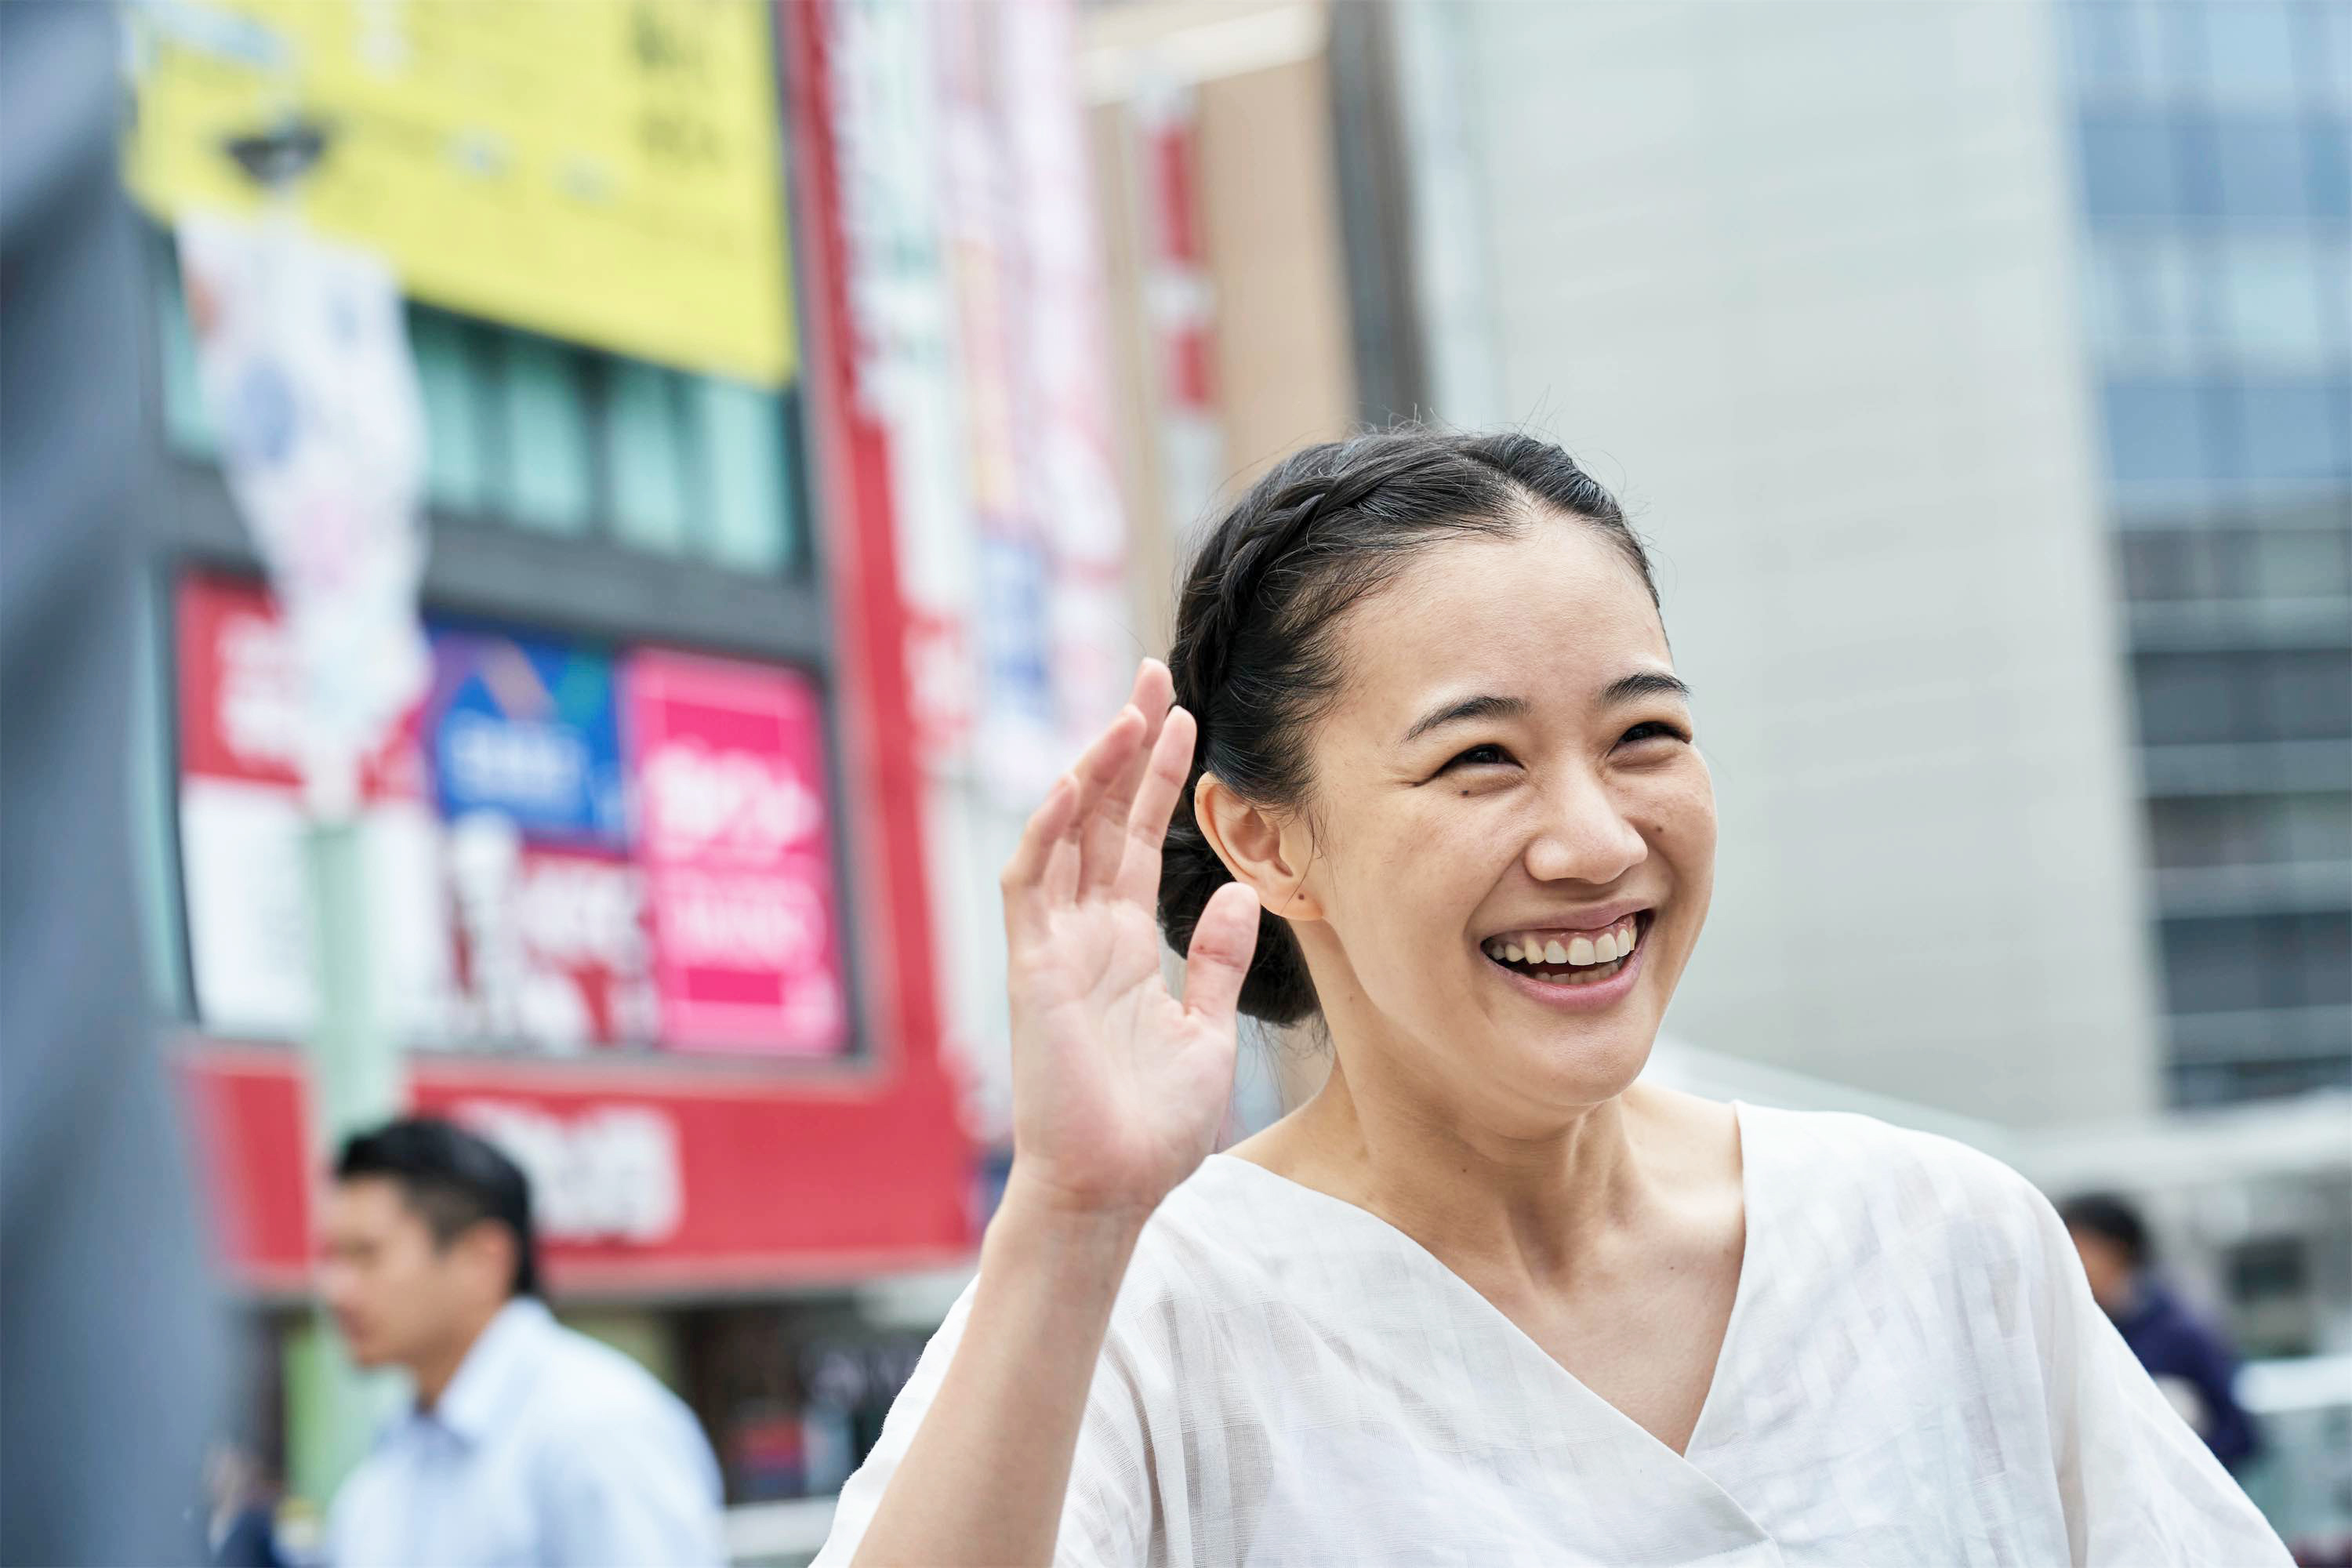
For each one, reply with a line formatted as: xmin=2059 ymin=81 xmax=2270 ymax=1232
xmin=1002 ymin=775 xmax=1076 ymax=895
xmin=1113 ymin=705 xmax=1195 ymax=906
xmin=1000 ymin=775 xmax=1076 ymax=946
xmin=1181 ymin=880 xmax=1261 ymax=1028
xmin=1079 ymin=664 xmax=1172 ymax=897
xmin=1005 ymin=662 xmax=1181 ymax=930
xmin=1055 ymin=704 xmax=1144 ymax=899
xmin=1131 ymin=658 xmax=1174 ymax=729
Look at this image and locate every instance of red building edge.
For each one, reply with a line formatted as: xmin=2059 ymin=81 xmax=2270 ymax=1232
xmin=173 ymin=0 xmax=978 ymax=1303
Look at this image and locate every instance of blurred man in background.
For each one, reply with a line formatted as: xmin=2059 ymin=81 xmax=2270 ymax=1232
xmin=2 ymin=2 xmax=222 ymax=1560
xmin=2063 ymin=1191 xmax=2262 ymax=1472
xmin=322 ymin=1118 xmax=724 ymax=1566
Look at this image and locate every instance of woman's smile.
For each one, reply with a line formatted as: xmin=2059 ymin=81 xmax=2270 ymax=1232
xmin=1479 ymin=909 xmax=1655 ymax=1010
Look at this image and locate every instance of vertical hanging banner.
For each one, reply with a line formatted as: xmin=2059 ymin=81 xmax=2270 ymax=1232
xmin=178 ymin=213 xmax=431 ymax=820
xmin=829 ymin=0 xmax=978 ymax=775
xmin=930 ymin=0 xmax=1138 ymax=811
xmin=1131 ymin=80 xmax=1226 ymax=543
xmin=624 ymin=652 xmax=848 ymax=1055
xmin=1000 ymin=0 xmax=1137 ymax=763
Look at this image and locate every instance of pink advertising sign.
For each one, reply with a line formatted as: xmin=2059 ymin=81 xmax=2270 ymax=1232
xmin=623 ymin=650 xmax=848 ymax=1055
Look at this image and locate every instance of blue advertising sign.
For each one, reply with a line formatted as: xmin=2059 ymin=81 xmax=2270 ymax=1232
xmin=425 ymin=624 xmax=627 ymax=847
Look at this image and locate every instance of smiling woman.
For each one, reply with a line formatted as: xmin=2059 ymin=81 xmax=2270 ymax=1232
xmin=815 ymin=430 xmax=2288 ymax=1568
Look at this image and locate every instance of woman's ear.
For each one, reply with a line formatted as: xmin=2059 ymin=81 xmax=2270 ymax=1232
xmin=1194 ymin=774 xmax=1325 ymax=923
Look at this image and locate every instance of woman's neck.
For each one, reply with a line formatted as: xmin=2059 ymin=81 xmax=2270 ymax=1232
xmin=1238 ymin=1053 xmax=1682 ymax=1283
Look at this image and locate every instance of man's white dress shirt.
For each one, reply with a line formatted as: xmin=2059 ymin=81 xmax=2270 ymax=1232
xmin=331 ymin=1298 xmax=724 ymax=1568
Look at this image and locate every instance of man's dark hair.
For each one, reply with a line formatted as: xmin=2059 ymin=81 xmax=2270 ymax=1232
xmin=2059 ymin=1191 xmax=2153 ymax=1270
xmin=336 ymin=1117 xmax=540 ymax=1298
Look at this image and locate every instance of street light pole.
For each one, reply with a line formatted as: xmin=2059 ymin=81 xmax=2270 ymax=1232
xmin=219 ymin=116 xmax=410 ymax=1510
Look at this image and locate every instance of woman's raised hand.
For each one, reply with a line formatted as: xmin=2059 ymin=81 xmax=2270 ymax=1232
xmin=997 ymin=659 xmax=1262 ymax=1221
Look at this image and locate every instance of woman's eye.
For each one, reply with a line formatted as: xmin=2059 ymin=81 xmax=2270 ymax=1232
xmin=1618 ymin=720 xmax=1690 ymax=747
xmin=1445 ymin=743 xmax=1514 ymax=771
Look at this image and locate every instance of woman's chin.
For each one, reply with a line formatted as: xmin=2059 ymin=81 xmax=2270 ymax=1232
xmin=1473 ymin=1020 xmax=1657 ymax=1119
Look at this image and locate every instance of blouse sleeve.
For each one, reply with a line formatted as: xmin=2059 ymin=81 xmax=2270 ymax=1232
xmin=2018 ymin=1180 xmax=2290 ymax=1566
xmin=810 ymin=1279 xmax=1157 ymax=1568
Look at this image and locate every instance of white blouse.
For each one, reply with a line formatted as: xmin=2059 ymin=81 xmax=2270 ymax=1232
xmin=817 ymin=1102 xmax=2288 ymax=1566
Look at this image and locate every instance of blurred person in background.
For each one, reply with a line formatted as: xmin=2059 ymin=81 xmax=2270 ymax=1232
xmin=205 ymin=1439 xmax=288 ymax=1568
xmin=321 ymin=1117 xmax=724 ymax=1566
xmin=2063 ymin=1190 xmax=2262 ymax=1472
xmin=818 ymin=430 xmax=2288 ymax=1567
xmin=1 ymin=1 xmax=222 ymax=1561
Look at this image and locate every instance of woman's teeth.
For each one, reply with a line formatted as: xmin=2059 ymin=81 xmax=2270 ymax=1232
xmin=1483 ymin=917 xmax=1643 ymax=985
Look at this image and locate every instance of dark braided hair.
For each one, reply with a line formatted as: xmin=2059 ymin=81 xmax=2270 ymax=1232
xmin=1157 ymin=427 xmax=1657 ymax=1025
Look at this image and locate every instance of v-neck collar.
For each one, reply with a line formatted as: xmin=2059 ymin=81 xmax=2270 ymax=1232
xmin=1203 ymin=1098 xmax=1768 ymax=1477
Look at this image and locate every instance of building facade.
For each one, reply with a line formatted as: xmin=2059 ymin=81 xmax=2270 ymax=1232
xmin=2058 ymin=0 xmax=2352 ymax=1107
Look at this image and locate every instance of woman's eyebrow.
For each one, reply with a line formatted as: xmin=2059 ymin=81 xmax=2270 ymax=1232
xmin=1601 ymin=670 xmax=1693 ymax=707
xmin=1399 ymin=693 xmax=1527 ymax=746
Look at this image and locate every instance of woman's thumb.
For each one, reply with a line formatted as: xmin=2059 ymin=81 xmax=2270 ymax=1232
xmin=1181 ymin=881 xmax=1260 ymax=1026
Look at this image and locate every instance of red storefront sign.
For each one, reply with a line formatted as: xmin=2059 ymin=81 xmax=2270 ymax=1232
xmin=177 ymin=572 xmax=426 ymax=800
xmin=625 ymin=651 xmax=849 ymax=1055
xmin=176 ymin=573 xmax=451 ymax=1041
xmin=180 ymin=1045 xmax=971 ymax=1295
xmin=447 ymin=834 xmax=658 ymax=1049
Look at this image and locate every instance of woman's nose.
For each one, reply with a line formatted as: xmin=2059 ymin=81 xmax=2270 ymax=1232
xmin=1523 ymin=773 xmax=1647 ymax=886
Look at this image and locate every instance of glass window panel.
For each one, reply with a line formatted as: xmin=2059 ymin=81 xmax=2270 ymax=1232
xmin=607 ymin=361 xmax=691 ymax=556
xmin=2209 ymin=114 xmax=2315 ymax=217
xmin=694 ymin=378 xmax=794 ymax=575
xmin=2249 ymin=526 xmax=2352 ymax=597
xmin=2324 ymin=235 xmax=2352 ymax=357
xmin=2067 ymin=1 xmax=2145 ymax=95
xmin=495 ymin=336 xmax=594 ymax=534
xmin=2256 ymin=648 xmax=2352 ymax=739
xmin=2140 ymin=0 xmax=2204 ymax=98
xmin=2318 ymin=0 xmax=2352 ymax=104
xmin=2201 ymin=2 xmax=2301 ymax=101
xmin=2120 ymin=528 xmax=2216 ymax=598
xmin=2103 ymin=377 xmax=2218 ymax=500
xmin=2209 ymin=528 xmax=2266 ymax=597
xmin=2150 ymin=796 xmax=2265 ymax=867
xmin=2235 ymin=378 xmax=2350 ymax=494
xmin=2308 ymin=114 xmax=2352 ymax=220
xmin=2090 ymin=234 xmax=2201 ymax=367
xmin=2218 ymin=238 xmax=2328 ymax=369
xmin=2161 ymin=915 xmax=2268 ymax=1012
xmin=2282 ymin=912 xmax=2351 ymax=1007
xmin=2134 ymin=650 xmax=2242 ymax=744
xmin=2282 ymin=793 xmax=2352 ymax=862
xmin=2078 ymin=108 xmax=2183 ymax=217
xmin=411 ymin=313 xmax=487 ymax=514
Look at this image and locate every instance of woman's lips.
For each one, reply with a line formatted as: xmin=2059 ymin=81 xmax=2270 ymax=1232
xmin=1481 ymin=913 xmax=1650 ymax=1012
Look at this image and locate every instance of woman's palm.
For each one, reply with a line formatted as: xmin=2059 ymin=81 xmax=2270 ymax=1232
xmin=1000 ymin=662 xmax=1260 ymax=1216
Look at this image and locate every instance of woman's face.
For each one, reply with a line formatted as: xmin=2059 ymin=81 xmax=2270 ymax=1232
xmin=1278 ymin=518 xmax=1716 ymax=1127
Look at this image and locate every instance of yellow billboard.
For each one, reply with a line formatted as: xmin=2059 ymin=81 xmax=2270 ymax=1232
xmin=125 ymin=0 xmax=797 ymax=386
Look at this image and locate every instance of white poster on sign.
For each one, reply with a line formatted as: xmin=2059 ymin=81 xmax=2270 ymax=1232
xmin=180 ymin=779 xmax=453 ymax=1041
